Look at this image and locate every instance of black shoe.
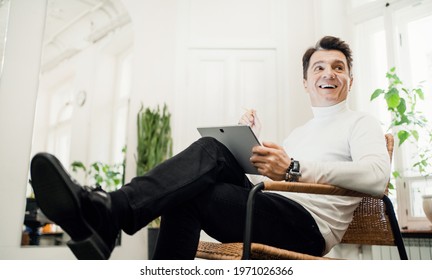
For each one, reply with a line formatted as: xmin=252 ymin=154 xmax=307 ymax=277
xmin=30 ymin=152 xmax=119 ymax=260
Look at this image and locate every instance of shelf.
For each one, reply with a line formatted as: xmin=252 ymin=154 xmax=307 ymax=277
xmin=401 ymin=227 xmax=432 ymax=239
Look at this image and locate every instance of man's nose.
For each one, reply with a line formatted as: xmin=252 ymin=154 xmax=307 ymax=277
xmin=323 ymin=67 xmax=336 ymax=79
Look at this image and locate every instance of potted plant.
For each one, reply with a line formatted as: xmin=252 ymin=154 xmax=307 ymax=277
xmin=136 ymin=103 xmax=173 ymax=258
xmin=370 ymin=67 xmax=432 ymax=222
xmin=70 ymin=146 xmax=126 ymax=192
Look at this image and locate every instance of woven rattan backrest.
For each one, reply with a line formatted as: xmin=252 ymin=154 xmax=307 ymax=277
xmin=341 ymin=134 xmax=395 ymax=246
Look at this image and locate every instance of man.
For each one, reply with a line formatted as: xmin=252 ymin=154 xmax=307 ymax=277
xmin=29 ymin=36 xmax=390 ymax=259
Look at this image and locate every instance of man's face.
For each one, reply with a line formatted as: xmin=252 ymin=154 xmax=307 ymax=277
xmin=303 ymin=49 xmax=353 ymax=107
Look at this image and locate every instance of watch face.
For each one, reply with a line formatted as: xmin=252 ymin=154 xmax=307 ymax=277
xmin=288 ymin=160 xmax=301 ymax=182
xmin=291 ymin=160 xmax=300 ymax=172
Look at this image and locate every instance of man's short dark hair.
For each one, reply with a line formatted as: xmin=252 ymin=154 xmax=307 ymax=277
xmin=302 ymin=36 xmax=353 ymax=79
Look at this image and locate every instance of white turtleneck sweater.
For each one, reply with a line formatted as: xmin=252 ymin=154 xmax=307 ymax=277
xmin=274 ymin=101 xmax=390 ymax=254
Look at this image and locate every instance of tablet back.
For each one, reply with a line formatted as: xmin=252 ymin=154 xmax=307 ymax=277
xmin=197 ymin=125 xmax=260 ymax=174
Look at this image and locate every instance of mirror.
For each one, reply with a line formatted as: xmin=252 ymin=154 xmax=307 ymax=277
xmin=21 ymin=0 xmax=133 ymax=247
xmin=0 ymin=0 xmax=10 ymax=78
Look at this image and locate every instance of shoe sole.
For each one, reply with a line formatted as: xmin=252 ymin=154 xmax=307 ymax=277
xmin=30 ymin=153 xmax=111 ymax=260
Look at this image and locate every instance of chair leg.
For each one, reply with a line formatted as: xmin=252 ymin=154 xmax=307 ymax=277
xmin=242 ymin=182 xmax=265 ymax=260
xmin=383 ymin=195 xmax=408 ymax=260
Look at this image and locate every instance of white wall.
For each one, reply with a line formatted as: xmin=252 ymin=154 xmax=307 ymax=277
xmin=0 ymin=0 xmax=355 ymax=259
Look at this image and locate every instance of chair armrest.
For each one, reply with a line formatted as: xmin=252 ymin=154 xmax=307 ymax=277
xmin=263 ymin=181 xmax=382 ymax=199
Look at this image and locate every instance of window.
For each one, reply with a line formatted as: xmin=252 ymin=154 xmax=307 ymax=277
xmin=395 ymin=6 xmax=432 ymax=228
xmin=352 ymin=0 xmax=432 ymax=229
xmin=46 ymin=81 xmax=74 ymax=166
xmin=111 ymin=48 xmax=132 ymax=164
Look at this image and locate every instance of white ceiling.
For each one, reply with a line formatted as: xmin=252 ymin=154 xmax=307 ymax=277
xmin=43 ymin=0 xmax=130 ymax=64
xmin=0 ymin=0 xmax=130 ymax=74
xmin=44 ymin=0 xmax=104 ymax=42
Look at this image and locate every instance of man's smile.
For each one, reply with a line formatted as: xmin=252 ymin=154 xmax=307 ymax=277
xmin=319 ymin=84 xmax=338 ymax=89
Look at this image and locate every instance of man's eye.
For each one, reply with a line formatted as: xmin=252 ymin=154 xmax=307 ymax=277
xmin=335 ymin=66 xmax=344 ymax=71
xmin=314 ymin=66 xmax=323 ymax=71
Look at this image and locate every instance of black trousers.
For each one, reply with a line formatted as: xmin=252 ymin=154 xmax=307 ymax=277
xmin=120 ymin=137 xmax=325 ymax=259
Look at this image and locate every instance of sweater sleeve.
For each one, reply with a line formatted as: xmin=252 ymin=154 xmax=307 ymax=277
xmin=299 ymin=115 xmax=390 ymax=197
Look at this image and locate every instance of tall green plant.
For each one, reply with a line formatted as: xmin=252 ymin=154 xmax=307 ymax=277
xmin=136 ymin=104 xmax=173 ymax=227
xmin=371 ymin=67 xmax=432 ymax=179
xmin=136 ymin=103 xmax=173 ymax=175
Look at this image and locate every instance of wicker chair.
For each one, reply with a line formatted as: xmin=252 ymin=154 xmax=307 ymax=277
xmin=196 ymin=134 xmax=408 ymax=260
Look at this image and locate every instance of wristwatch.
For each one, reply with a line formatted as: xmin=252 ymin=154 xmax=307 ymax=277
xmin=285 ymin=158 xmax=301 ymax=182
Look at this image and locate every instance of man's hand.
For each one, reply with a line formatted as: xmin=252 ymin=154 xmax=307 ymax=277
xmin=250 ymin=142 xmax=291 ymax=181
xmin=238 ymin=109 xmax=262 ymax=138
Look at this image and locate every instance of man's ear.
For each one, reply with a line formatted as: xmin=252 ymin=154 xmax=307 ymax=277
xmin=349 ymin=76 xmax=354 ymax=91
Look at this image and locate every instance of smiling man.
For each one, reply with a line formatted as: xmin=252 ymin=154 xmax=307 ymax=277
xmin=247 ymin=36 xmax=390 ymax=254
xmin=303 ymin=38 xmax=353 ymax=107
xmin=29 ymin=36 xmax=390 ymax=260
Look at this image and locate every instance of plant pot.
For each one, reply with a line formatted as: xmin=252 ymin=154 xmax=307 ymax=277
xmin=422 ymin=194 xmax=432 ymax=224
xmin=147 ymin=227 xmax=160 ymax=259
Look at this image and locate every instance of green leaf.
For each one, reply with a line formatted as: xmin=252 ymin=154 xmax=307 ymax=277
xmin=386 ymin=72 xmax=394 ymax=79
xmin=415 ymin=88 xmax=425 ymax=100
xmin=397 ymin=130 xmax=410 ymax=146
xmin=396 ymin=98 xmax=406 ymax=115
xmin=370 ymin=89 xmax=384 ymax=101
xmin=395 ymin=115 xmax=410 ymax=126
xmin=71 ymin=161 xmax=86 ymax=172
xmin=93 ymin=173 xmax=101 ymax=182
xmin=385 ymin=88 xmax=400 ymax=109
xmin=392 ymin=171 xmax=401 ymax=178
xmin=411 ymin=130 xmax=419 ymax=141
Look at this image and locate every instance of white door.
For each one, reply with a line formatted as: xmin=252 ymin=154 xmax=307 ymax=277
xmin=173 ymin=0 xmax=287 ymax=152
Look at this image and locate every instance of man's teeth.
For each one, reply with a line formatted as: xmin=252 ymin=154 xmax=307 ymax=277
xmin=319 ymin=84 xmax=337 ymax=89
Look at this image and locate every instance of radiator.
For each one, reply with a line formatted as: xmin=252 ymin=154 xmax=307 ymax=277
xmin=372 ymin=238 xmax=432 ymax=260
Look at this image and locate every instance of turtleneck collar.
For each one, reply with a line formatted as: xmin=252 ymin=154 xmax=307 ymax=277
xmin=311 ymin=100 xmax=349 ymax=118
